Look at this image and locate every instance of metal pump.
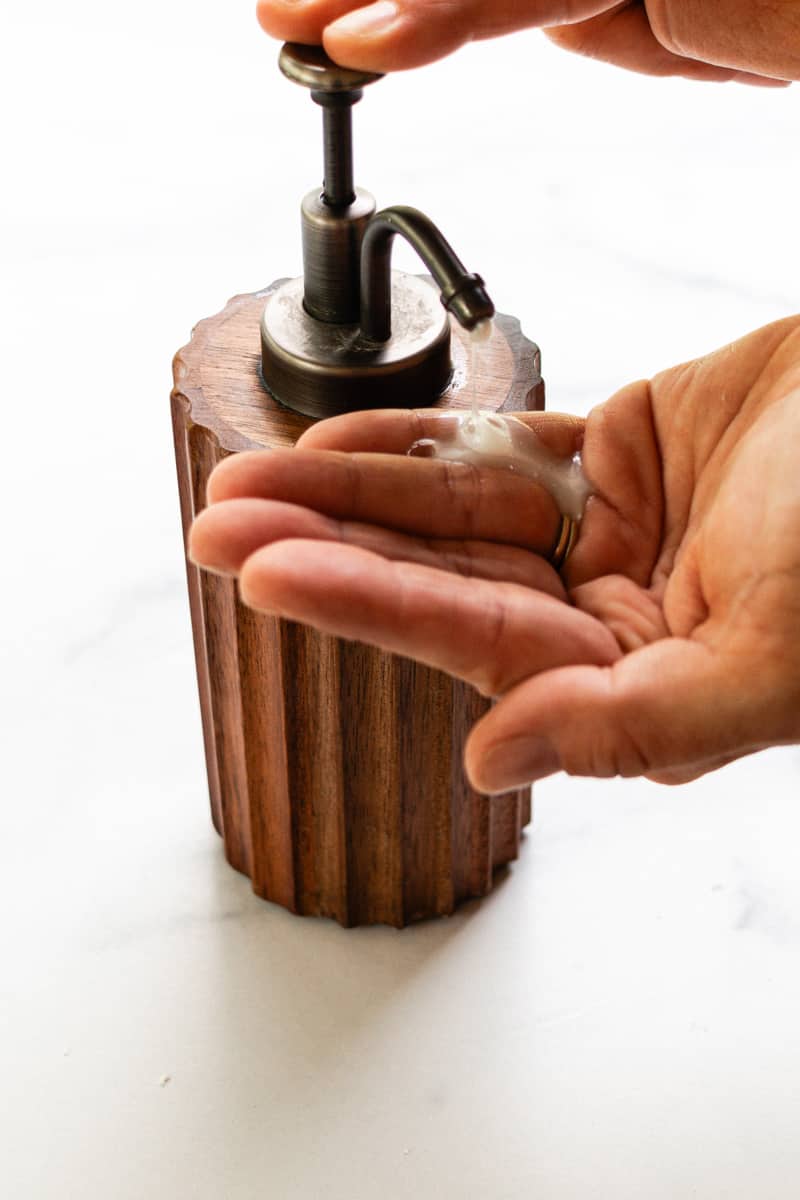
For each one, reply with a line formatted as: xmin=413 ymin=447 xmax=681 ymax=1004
xmin=260 ymin=43 xmax=495 ymax=419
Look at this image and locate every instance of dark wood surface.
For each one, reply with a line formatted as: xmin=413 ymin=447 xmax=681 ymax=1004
xmin=172 ymin=281 xmax=542 ymax=927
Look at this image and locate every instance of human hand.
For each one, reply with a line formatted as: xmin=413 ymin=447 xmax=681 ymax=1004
xmin=256 ymin=0 xmax=796 ymax=84
xmin=189 ymin=315 xmax=800 ymax=792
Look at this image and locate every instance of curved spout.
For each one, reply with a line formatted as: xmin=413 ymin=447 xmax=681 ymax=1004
xmin=359 ymin=206 xmax=495 ymax=343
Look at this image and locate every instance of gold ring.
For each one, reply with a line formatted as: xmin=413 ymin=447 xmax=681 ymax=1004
xmin=548 ymin=514 xmax=579 ymax=571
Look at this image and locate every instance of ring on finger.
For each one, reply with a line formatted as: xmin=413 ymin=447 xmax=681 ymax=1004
xmin=547 ymin=514 xmax=579 ymax=571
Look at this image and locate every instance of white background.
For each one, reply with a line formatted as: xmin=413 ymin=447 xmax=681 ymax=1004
xmin=1 ymin=2 xmax=799 ymax=1197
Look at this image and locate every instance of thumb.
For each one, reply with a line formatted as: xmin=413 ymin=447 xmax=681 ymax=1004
xmin=465 ymin=637 xmax=788 ymax=791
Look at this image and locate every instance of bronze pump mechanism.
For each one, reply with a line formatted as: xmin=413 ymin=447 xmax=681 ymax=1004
xmin=260 ymin=44 xmax=496 ymax=419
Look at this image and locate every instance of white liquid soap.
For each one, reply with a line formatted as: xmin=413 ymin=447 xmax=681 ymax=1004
xmin=468 ymin=316 xmax=493 ymax=425
xmin=409 ymin=320 xmax=591 ymax=521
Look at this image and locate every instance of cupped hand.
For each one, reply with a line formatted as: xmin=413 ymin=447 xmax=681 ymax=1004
xmin=189 ymin=315 xmax=800 ymax=791
xmin=256 ymin=0 xmax=796 ymax=84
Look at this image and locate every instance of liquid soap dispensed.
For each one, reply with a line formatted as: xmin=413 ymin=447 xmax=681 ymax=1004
xmin=171 ymin=43 xmax=545 ymax=928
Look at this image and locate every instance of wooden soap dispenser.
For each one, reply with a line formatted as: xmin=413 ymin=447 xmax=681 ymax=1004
xmin=171 ymin=44 xmax=546 ymax=927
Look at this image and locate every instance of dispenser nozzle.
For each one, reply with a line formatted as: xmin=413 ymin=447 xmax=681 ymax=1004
xmin=359 ymin=207 xmax=495 ymax=343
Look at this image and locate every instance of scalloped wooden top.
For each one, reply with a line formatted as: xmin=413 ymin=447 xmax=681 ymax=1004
xmin=171 ymin=281 xmax=541 ymax=454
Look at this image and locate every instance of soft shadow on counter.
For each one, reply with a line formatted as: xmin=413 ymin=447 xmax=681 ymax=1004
xmin=205 ymin=838 xmax=524 ymax=1074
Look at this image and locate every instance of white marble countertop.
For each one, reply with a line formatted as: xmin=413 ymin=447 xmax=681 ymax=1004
xmin=2 ymin=3 xmax=799 ymax=1197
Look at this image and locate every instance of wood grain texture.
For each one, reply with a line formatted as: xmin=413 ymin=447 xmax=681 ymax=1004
xmin=172 ymin=280 xmax=542 ymax=927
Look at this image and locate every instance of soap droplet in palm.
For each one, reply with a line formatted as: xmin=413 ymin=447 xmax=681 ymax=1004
xmin=408 ymin=315 xmax=591 ymax=520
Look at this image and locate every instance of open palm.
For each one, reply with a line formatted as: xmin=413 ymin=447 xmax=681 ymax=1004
xmin=190 ymin=316 xmax=800 ymax=791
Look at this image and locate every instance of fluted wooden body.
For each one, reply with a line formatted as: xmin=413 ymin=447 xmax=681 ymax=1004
xmin=172 ymin=281 xmax=544 ymax=927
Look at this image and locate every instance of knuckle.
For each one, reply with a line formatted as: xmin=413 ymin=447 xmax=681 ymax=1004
xmin=440 ymin=460 xmax=482 ymax=539
xmin=647 ymin=4 xmax=690 ymax=57
xmin=470 ymin=591 xmax=511 ymax=697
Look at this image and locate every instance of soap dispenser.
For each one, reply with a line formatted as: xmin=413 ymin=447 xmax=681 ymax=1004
xmin=171 ymin=44 xmax=545 ymax=927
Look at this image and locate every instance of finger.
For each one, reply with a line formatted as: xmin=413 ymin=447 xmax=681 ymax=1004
xmin=297 ymin=408 xmax=585 ymax=461
xmin=545 ymin=4 xmax=790 ymax=85
xmin=465 ymin=636 xmax=788 ymax=791
xmin=256 ymin=0 xmax=363 ymax=50
xmin=571 ymin=380 xmax=663 ymax=587
xmin=189 ymin=497 xmax=567 ymax=596
xmin=641 ymin=1 xmax=799 ymax=82
xmin=570 ymin=575 xmax=669 ymax=652
xmin=320 ymin=1 xmax=612 ymax=73
xmin=238 ymin=539 xmax=620 ymax=695
xmin=207 ymin=447 xmax=561 ymax=553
